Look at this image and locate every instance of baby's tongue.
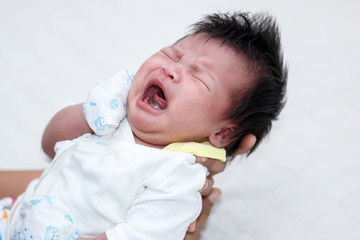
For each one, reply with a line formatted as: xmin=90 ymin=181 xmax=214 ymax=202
xmin=151 ymin=93 xmax=167 ymax=110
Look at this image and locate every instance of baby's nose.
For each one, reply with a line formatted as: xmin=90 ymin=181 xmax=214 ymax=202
xmin=162 ymin=63 xmax=181 ymax=82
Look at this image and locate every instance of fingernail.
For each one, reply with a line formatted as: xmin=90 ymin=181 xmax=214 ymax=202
xmin=188 ymin=222 xmax=196 ymax=232
xmin=203 ymin=179 xmax=209 ymax=189
xmin=209 ymin=191 xmax=221 ymax=204
xmin=199 ymin=157 xmax=207 ymax=162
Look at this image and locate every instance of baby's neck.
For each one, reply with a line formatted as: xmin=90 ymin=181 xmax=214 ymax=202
xmin=133 ymin=134 xmax=166 ymax=149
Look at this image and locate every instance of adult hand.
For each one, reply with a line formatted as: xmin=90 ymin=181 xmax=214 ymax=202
xmin=233 ymin=134 xmax=257 ymax=156
xmin=76 ymin=232 xmax=107 ymax=240
xmin=184 ymin=188 xmax=221 ymax=240
xmin=184 ymin=134 xmax=256 ymax=240
xmin=0 ymin=170 xmax=43 ymax=198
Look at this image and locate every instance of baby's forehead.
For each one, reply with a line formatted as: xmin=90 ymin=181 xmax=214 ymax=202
xmin=172 ymin=34 xmax=239 ymax=59
xmin=166 ymin=33 xmax=254 ymax=94
xmin=167 ymin=44 xmax=184 ymax=57
xmin=173 ymin=33 xmax=213 ymax=47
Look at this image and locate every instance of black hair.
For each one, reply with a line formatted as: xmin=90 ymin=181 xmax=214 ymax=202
xmin=189 ymin=12 xmax=288 ymax=158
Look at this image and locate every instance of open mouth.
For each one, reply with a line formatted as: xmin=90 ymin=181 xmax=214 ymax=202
xmin=142 ymin=85 xmax=167 ymax=110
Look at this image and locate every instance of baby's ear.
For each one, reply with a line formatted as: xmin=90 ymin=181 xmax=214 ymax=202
xmin=209 ymin=123 xmax=237 ymax=148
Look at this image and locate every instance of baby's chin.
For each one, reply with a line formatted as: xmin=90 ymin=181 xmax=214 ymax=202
xmin=132 ymin=132 xmax=170 ymax=149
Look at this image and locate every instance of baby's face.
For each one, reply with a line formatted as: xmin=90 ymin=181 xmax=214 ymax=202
xmin=127 ymin=33 xmax=251 ymax=148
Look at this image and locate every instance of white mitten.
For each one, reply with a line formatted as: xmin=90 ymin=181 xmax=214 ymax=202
xmin=83 ymin=70 xmax=134 ymax=135
xmin=11 ymin=196 xmax=78 ymax=240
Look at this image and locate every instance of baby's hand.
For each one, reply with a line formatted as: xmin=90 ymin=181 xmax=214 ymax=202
xmin=84 ymin=71 xmax=133 ymax=135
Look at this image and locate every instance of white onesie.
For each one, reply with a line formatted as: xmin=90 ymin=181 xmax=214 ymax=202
xmin=7 ymin=71 xmax=207 ymax=240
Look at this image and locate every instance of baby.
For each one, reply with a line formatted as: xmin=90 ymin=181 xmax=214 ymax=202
xmin=5 ymin=11 xmax=287 ymax=240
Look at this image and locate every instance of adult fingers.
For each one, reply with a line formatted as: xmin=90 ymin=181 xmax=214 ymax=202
xmin=184 ymin=188 xmax=222 ymax=240
xmin=199 ymin=176 xmax=214 ymax=196
xmin=196 ymin=157 xmax=226 ymax=177
xmin=233 ymin=134 xmax=256 ymax=155
xmin=187 ymin=221 xmax=197 ymax=233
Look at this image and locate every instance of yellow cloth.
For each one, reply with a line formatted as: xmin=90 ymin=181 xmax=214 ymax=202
xmin=163 ymin=141 xmax=226 ymax=162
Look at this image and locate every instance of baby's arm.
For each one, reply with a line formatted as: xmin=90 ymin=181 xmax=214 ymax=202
xmin=42 ymin=71 xmax=133 ymax=159
xmin=42 ymin=103 xmax=92 ymax=159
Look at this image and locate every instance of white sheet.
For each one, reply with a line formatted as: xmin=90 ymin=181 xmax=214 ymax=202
xmin=1 ymin=0 xmax=360 ymax=239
